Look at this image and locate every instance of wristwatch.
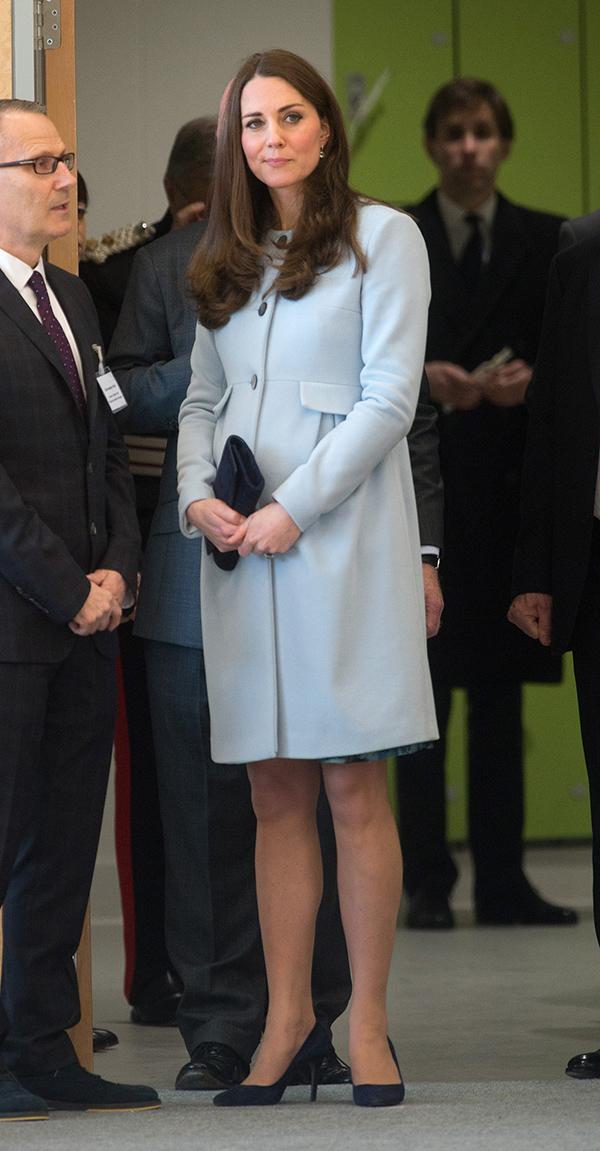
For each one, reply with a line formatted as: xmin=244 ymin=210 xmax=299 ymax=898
xmin=421 ymin=553 xmax=441 ymax=569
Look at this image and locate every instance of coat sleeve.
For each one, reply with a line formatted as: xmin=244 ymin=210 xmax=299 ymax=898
xmin=272 ymin=209 xmax=430 ymax=531
xmin=512 ymin=255 xmax=562 ymax=596
xmin=408 ymin=369 xmax=444 ymax=550
xmin=108 ymin=245 xmax=191 ymax=434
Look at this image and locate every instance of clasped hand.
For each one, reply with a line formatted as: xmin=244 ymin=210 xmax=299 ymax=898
xmin=69 ymin=568 xmax=128 ymax=635
xmin=186 ymin=498 xmax=301 ymax=557
xmin=426 ymin=359 xmax=532 ymax=410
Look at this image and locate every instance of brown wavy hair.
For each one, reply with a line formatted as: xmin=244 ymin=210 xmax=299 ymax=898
xmin=189 ymin=49 xmax=366 ymax=329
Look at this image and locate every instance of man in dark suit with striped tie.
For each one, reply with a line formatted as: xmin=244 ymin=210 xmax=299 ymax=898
xmin=0 ymin=99 xmax=158 ymax=1121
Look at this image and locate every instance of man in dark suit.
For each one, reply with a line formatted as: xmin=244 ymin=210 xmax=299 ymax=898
xmin=397 ymin=77 xmax=576 ymax=930
xmin=509 ymin=221 xmax=600 ymax=1077
xmin=0 ymin=100 xmax=159 ymax=1121
xmin=80 ymin=121 xmax=216 ymax=1031
xmin=108 ymin=213 xmax=444 ymax=1089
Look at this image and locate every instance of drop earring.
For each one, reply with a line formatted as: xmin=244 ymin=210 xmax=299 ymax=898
xmin=319 ymin=146 xmax=325 ymax=159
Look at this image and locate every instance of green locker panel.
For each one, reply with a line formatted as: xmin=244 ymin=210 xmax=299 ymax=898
xmin=584 ymin=0 xmax=600 ymax=211
xmin=458 ymin=0 xmax=583 ymax=217
xmin=333 ymin=0 xmax=453 ymax=202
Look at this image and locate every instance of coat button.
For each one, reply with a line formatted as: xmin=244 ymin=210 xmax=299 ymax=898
xmin=90 ymin=521 xmax=98 ymax=535
xmin=87 ymin=461 xmax=94 ymax=474
xmin=250 ymin=374 xmax=258 ymax=389
xmin=258 ymin=301 xmax=267 ymax=316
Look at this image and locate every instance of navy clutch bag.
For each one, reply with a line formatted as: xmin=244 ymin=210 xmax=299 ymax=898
xmin=206 ymin=435 xmax=265 ymax=571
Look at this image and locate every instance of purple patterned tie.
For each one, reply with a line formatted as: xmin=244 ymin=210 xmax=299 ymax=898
xmin=28 ymin=270 xmax=86 ymax=412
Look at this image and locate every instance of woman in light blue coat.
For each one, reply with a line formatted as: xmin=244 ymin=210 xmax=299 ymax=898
xmin=177 ymin=50 xmax=437 ymax=1107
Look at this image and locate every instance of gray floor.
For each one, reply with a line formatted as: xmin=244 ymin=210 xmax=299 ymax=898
xmin=7 ymin=845 xmax=600 ymax=1149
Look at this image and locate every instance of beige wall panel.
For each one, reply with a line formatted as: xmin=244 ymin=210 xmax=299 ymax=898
xmin=0 ymin=0 xmax=12 ymax=98
xmin=46 ymin=0 xmax=78 ymax=272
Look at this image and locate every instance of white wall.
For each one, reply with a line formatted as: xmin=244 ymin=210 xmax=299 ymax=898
xmin=76 ymin=0 xmax=332 ymax=237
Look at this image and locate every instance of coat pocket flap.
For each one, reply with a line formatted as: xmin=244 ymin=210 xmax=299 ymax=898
xmin=299 ymin=380 xmax=360 ymax=415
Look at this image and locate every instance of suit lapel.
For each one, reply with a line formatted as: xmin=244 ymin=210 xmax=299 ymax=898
xmin=415 ymin=192 xmax=528 ymax=361
xmin=0 ymin=267 xmax=90 ymax=428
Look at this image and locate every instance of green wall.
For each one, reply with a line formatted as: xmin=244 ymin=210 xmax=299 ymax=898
xmin=335 ymin=0 xmax=594 ymax=840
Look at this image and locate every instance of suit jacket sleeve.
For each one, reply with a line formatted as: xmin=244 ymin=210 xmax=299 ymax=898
xmin=0 ymin=461 xmax=91 ymax=622
xmin=108 ymin=244 xmax=191 ymax=433
xmin=407 ymin=370 xmax=444 ymax=549
xmin=512 ymin=257 xmax=562 ymax=596
xmin=99 ymin=408 xmax=142 ymax=593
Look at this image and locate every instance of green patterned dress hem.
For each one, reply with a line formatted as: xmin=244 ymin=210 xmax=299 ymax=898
xmin=322 ymin=741 xmax=434 ymax=764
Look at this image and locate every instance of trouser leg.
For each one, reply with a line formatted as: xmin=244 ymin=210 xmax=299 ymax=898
xmin=572 ymin=527 xmax=600 ymax=946
xmin=117 ymin=622 xmax=171 ymax=1002
xmin=467 ymin=680 xmax=525 ymax=906
xmin=396 ymin=678 xmax=457 ymax=898
xmin=1 ymin=642 xmax=115 ymax=1075
xmin=145 ymin=641 xmax=265 ymax=1064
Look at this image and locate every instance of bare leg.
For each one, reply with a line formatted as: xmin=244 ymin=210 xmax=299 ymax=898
xmin=245 ymin=758 xmax=322 ymax=1085
xmin=323 ymin=760 xmax=402 ymax=1085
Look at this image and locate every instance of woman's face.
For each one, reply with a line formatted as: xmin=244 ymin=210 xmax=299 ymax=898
xmin=240 ymin=75 xmax=329 ymax=219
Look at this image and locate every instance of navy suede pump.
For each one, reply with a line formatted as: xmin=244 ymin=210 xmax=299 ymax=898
xmin=352 ymin=1038 xmax=405 ymax=1108
xmin=213 ymin=1021 xmax=330 ymax=1107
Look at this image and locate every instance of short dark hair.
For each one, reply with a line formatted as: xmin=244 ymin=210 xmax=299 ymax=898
xmin=164 ymin=117 xmax=217 ymax=201
xmin=424 ymin=78 xmax=514 ymax=141
xmin=77 ymin=171 xmax=88 ymax=207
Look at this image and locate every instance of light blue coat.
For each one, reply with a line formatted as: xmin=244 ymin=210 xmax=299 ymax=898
xmin=178 ymin=204 xmax=438 ymax=763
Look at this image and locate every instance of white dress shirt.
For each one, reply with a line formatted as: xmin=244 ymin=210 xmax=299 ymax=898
xmin=436 ymin=190 xmax=497 ymax=265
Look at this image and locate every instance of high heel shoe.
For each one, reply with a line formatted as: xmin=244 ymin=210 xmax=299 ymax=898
xmin=213 ymin=1021 xmax=330 ymax=1107
xmin=352 ymin=1038 xmax=405 ymax=1108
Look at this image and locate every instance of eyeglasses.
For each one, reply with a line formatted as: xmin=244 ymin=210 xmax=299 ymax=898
xmin=0 ymin=152 xmax=75 ymax=175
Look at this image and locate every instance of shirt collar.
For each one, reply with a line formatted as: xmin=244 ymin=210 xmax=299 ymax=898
xmin=436 ymin=189 xmax=497 ymax=232
xmin=0 ymin=247 xmax=45 ymax=294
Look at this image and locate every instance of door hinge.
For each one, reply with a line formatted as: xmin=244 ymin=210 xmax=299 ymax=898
xmin=34 ymin=0 xmax=62 ymax=51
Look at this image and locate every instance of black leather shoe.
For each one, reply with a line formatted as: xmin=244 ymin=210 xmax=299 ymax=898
xmin=0 ymin=1068 xmax=48 ymax=1122
xmin=289 ymin=1042 xmax=351 ymax=1085
xmin=175 ymin=1043 xmax=250 ymax=1091
xmin=19 ymin=1064 xmax=160 ymax=1111
xmin=92 ymin=1028 xmax=119 ymax=1053
xmin=566 ymin=1049 xmax=600 ymax=1078
xmin=406 ymin=891 xmax=454 ymax=929
xmin=130 ymin=970 xmax=182 ymax=1026
xmin=476 ymin=887 xmax=578 ymax=927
